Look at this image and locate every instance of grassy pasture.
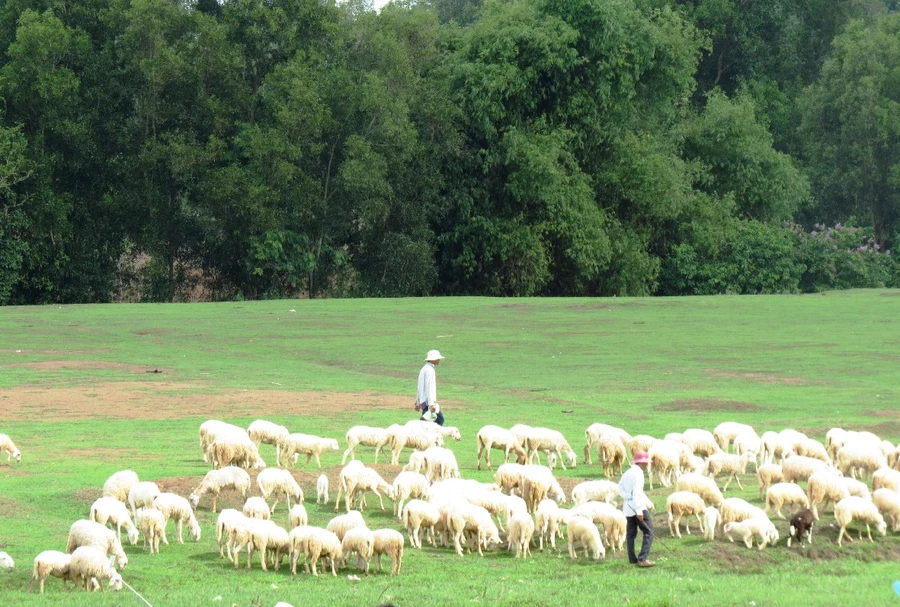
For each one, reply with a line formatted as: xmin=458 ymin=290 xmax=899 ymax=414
xmin=0 ymin=290 xmax=899 ymax=606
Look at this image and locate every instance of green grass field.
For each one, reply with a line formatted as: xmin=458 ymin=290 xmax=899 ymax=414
xmin=1 ymin=290 xmax=899 ymax=606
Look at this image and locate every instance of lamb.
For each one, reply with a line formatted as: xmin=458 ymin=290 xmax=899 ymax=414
xmin=0 ymin=433 xmax=21 ymax=462
xmin=787 ymin=508 xmax=815 ymax=547
xmin=836 ymin=442 xmax=886 ymax=479
xmin=476 ymin=425 xmax=528 ymax=470
xmin=805 ymin=471 xmax=849 ymax=520
xmin=595 ymin=434 xmax=628 ymax=478
xmin=189 ymin=466 xmax=252 ymax=513
xmin=256 ymin=467 xmax=304 ymax=512
xmin=675 ymin=473 xmax=724 ymax=507
xmin=872 ymin=467 xmax=900 ymax=492
xmin=68 ymin=545 xmax=123 ymax=592
xmin=506 ymin=511 xmax=535 ymax=558
xmin=289 ymin=504 xmax=309 ymax=528
xmin=765 ymin=482 xmax=810 ymax=519
xmin=89 ymin=497 xmax=140 ymax=545
xmin=567 ymin=515 xmax=605 ymax=560
xmin=705 ymin=452 xmax=749 ymax=491
xmin=402 ymin=499 xmax=441 ymax=549
xmin=681 ymin=428 xmax=722 ymax=458
xmin=335 ymin=464 xmax=395 ymax=513
xmin=422 ymin=446 xmax=461 ymax=482
xmin=101 ymin=470 xmax=139 ymax=503
xmin=702 ymin=507 xmax=721 ymax=540
xmin=243 ymin=496 xmax=272 ymax=520
xmin=341 ymin=525 xmax=375 ymax=575
xmin=207 ymin=433 xmax=266 ymax=470
xmin=290 ymin=526 xmax=342 ymax=576
xmin=571 ymin=480 xmax=620 ymax=505
xmin=713 ymin=422 xmax=755 ymax=451
xmin=152 ymin=492 xmax=202 ymax=544
xmin=756 ymin=464 xmax=784 ymax=500
xmin=392 ymin=471 xmax=430 ymax=518
xmin=327 ymin=510 xmax=366 ymax=542
xmin=317 ymin=474 xmax=329 ymax=504
xmin=134 ymin=508 xmax=165 ymax=554
xmin=834 ymin=496 xmax=887 ymax=547
xmin=873 ymin=488 xmax=900 ymax=532
xmin=371 ymin=529 xmax=404 ymax=575
xmin=523 ymin=427 xmax=578 ymax=470
xmin=341 ymin=425 xmax=391 ymax=465
xmin=666 ymin=491 xmax=706 ymax=538
xmin=723 ymin=516 xmax=780 ymax=550
xmin=781 ymin=455 xmax=831 ymax=484
xmin=30 ymin=551 xmax=73 ymax=593
xmin=279 ymin=432 xmax=340 ymax=468
xmin=584 ymin=423 xmax=632 ymax=464
xmin=534 ymin=499 xmax=566 ymax=551
xmin=66 ymin=520 xmax=128 ymax=570
xmin=127 ymin=481 xmax=160 ymax=516
xmin=247 ymin=419 xmax=289 ymax=462
xmin=388 ymin=424 xmax=444 ymax=465
xmin=720 ymin=498 xmax=767 ymax=526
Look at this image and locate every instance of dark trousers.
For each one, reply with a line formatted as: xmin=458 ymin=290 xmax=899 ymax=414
xmin=419 ymin=403 xmax=445 ymax=426
xmin=626 ymin=510 xmax=653 ymax=563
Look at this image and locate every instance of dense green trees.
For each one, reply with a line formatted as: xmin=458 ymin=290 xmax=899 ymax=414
xmin=0 ymin=0 xmax=896 ymax=303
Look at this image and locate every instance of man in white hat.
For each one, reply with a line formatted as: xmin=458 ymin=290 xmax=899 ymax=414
xmin=414 ymin=349 xmax=445 ymax=425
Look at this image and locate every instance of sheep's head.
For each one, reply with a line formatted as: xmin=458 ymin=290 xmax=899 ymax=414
xmin=116 ymin=552 xmax=129 ymax=570
xmin=327 ymin=439 xmax=339 ymax=451
xmin=190 ymin=517 xmax=202 ymax=542
xmin=108 ymin=571 xmax=123 ymax=591
xmin=447 ymin=427 xmax=462 ymax=441
xmin=877 ymin=519 xmax=888 ymax=536
xmin=189 ymin=492 xmax=200 ymax=508
xmin=565 ymin=450 xmax=578 ymax=469
xmin=0 ymin=551 xmax=14 ymax=571
xmin=11 ymin=449 xmax=21 ymax=463
xmin=126 ymin=527 xmax=140 ymax=546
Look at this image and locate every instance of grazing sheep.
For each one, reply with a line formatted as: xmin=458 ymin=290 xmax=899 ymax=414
xmin=231 ymin=518 xmax=290 ymax=571
xmin=215 ymin=509 xmax=246 ymax=559
xmin=336 ymin=465 xmax=395 ymax=513
xmin=534 ymin=499 xmax=566 ymax=552
xmin=372 ymin=529 xmax=404 ymax=575
xmin=702 ymin=507 xmax=721 ymax=541
xmin=872 ymin=468 xmax=900 ymax=492
xmin=0 ymin=551 xmax=13 ymax=571
xmin=279 ymin=433 xmax=340 ymax=468
xmin=296 ymin=526 xmax=343 ymax=576
xmin=765 ymin=482 xmax=810 ymax=519
xmin=666 ymin=491 xmax=707 ymax=538
xmin=568 ymin=500 xmax=625 ymax=550
xmin=834 ymin=496 xmax=887 ymax=547
xmin=507 ymin=512 xmax=536 ymax=558
xmin=0 ymin=433 xmax=21 ymax=463
xmin=443 ymin=500 xmax=503 ymax=557
xmin=806 ymin=471 xmax=849 ymax=520
xmin=567 ymin=515 xmax=605 ymax=560
xmin=422 ymin=446 xmax=461 ymax=482
xmin=388 ymin=424 xmax=444 ymax=465
xmin=841 ymin=476 xmax=870 ymax=500
xmin=720 ymin=498 xmax=767 ymax=526
xmin=247 ymin=419 xmax=289 ymax=462
xmin=199 ymin=420 xmax=247 ymax=462
xmin=127 ymin=481 xmax=161 ymax=516
xmin=89 ymin=497 xmax=140 ymax=545
xmin=705 ymin=452 xmax=749 ymax=491
xmin=787 ymin=508 xmax=815 ymax=547
xmin=521 ymin=465 xmax=566 ymax=512
xmin=494 ymin=463 xmax=527 ymax=495
xmin=873 ymin=488 xmax=900 ymax=532
xmin=713 ymin=422 xmax=755 ymax=451
xmin=152 ymin=492 xmax=201 ymax=544
xmin=289 ymin=504 xmax=309 ymax=528
xmin=341 ymin=526 xmax=375 ymax=575
xmin=207 ymin=433 xmax=266 ymax=470
xmin=723 ymin=516 xmax=780 ymax=550
xmin=781 ymin=455 xmax=831 ymax=484
xmin=134 ymin=508 xmax=165 ymax=554
xmin=66 ymin=520 xmax=128 ymax=570
xmin=342 ymin=425 xmax=391 ymax=465
xmin=256 ymin=467 xmax=304 ymax=512
xmin=647 ymin=440 xmax=687 ymax=488
xmin=627 ymin=434 xmax=657 ymax=458
xmin=30 ymin=550 xmax=73 ymax=593
xmin=523 ymin=427 xmax=578 ymax=470
xmin=756 ymin=464 xmax=785 ymax=500
xmin=403 ymin=450 xmax=428 ymax=474
xmin=476 ymin=425 xmax=528 ymax=470
xmin=392 ymin=471 xmax=430 ymax=518
xmin=836 ymin=442 xmax=886 ymax=479
xmin=761 ymin=431 xmax=792 ymax=465
xmin=733 ymin=431 xmax=762 ymax=471
xmin=584 ymin=423 xmax=632 ymax=464
xmin=327 ymin=510 xmax=366 ymax=542
xmin=595 ymin=435 xmax=628 ymax=478
xmin=681 ymin=429 xmax=722 ymax=458
xmin=317 ymin=474 xmax=329 ymax=504
xmin=101 ymin=470 xmax=139 ymax=503
xmin=675 ymin=473 xmax=724 ymax=508
xmin=402 ymin=499 xmax=440 ymax=549
xmin=571 ymin=480 xmax=620 ymax=505
xmin=243 ymin=496 xmax=272 ymax=520
xmin=69 ymin=546 xmax=123 ymax=592
xmin=795 ymin=438 xmax=831 ymax=464
xmin=404 ymin=420 xmax=463 ymax=442
xmin=189 ymin=466 xmax=251 ymax=513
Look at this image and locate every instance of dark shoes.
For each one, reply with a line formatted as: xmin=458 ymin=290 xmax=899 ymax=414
xmin=635 ymin=560 xmax=656 ymax=567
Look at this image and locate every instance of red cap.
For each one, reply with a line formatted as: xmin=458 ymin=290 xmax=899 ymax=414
xmin=633 ymin=451 xmax=650 ymax=464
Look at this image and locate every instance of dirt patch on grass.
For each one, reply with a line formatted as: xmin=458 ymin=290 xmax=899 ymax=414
xmin=705 ymin=369 xmax=806 ymax=385
xmin=73 ymin=487 xmax=102 ymax=506
xmin=5 ymin=360 xmax=166 ymax=374
xmin=656 ymin=399 xmax=761 ymax=413
xmin=860 ymin=409 xmax=899 ymax=419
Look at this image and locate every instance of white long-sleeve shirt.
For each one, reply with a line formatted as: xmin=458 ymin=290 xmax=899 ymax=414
xmin=416 ymin=362 xmax=437 ymax=408
xmin=618 ymin=464 xmax=647 ymax=517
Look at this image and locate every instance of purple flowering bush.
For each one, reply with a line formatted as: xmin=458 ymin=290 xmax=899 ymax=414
xmin=795 ymin=221 xmax=898 ymax=292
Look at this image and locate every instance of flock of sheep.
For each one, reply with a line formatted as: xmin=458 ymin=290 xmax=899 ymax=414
xmin=2 ymin=419 xmax=900 ymax=595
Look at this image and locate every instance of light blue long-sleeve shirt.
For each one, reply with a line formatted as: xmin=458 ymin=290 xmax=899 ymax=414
xmin=618 ymin=464 xmax=646 ymax=517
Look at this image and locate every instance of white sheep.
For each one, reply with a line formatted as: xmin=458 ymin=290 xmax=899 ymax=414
xmin=720 ymin=498 xmax=767 ymax=526
xmin=723 ymin=516 xmax=780 ymax=550
xmin=571 ymin=480 xmax=620 ymax=505
xmin=647 ymin=440 xmax=685 ymax=488
xmin=733 ymin=431 xmax=762 ymax=471
xmin=101 ymin=470 xmax=139 ymax=503
xmin=534 ymin=499 xmax=565 ymax=551
xmin=30 ymin=550 xmax=73 ymax=593
xmin=134 ymin=508 xmax=165 ymax=554
xmin=595 ymin=434 xmax=628 ymax=478
xmin=702 ymin=507 xmax=721 ymax=540
xmin=675 ymin=473 xmax=724 ymax=508
xmin=781 ymin=455 xmax=831 ymax=484
xmin=327 ymin=510 xmax=366 ymax=542
xmin=243 ymin=496 xmax=272 ymax=520
xmin=834 ymin=496 xmax=887 ymax=547
xmin=627 ymin=434 xmax=657 ymax=458
xmin=825 ymin=427 xmax=848 ymax=461
xmin=256 ymin=467 xmax=304 ymax=512
xmin=289 ymin=526 xmax=342 ymax=576
xmin=666 ymin=491 xmax=707 ymax=538
xmin=335 ymin=464 xmax=394 ymax=513
xmin=836 ymin=442 xmax=886 ymax=479
xmin=872 ymin=467 xmax=900 ymax=492
xmin=841 ymin=476 xmax=870 ymax=500
xmin=765 ymin=482 xmax=810 ymax=519
xmin=152 ymin=492 xmax=201 ymax=544
xmin=404 ymin=420 xmax=463 ymax=442
xmin=760 ymin=431 xmax=792 ymax=465
xmin=713 ymin=422 xmax=755 ymax=451
xmin=0 ymin=551 xmax=12 ymax=572
xmin=189 ymin=466 xmax=251 ymax=513
xmin=523 ymin=427 xmax=578 ymax=470
xmin=247 ymin=419 xmax=289 ymax=462
xmin=507 ymin=511 xmax=535 ymax=558
xmin=69 ymin=545 xmax=123 ymax=592
xmin=372 ymin=529 xmax=404 ymax=575
xmin=779 ymin=429 xmax=810 ymax=453
xmin=584 ymin=423 xmax=632 ymax=463
xmin=317 ymin=474 xmax=329 ymax=504
xmin=681 ymin=428 xmax=721 ymax=458
xmin=568 ymin=501 xmax=625 ymax=550
xmin=89 ymin=497 xmax=140 ymax=545
xmin=341 ymin=526 xmax=375 ymax=574
xmin=872 ymin=488 xmax=900 ymax=532
xmin=279 ymin=432 xmax=340 ymax=468
xmin=520 ymin=465 xmax=566 ymax=512
xmin=342 ymin=425 xmax=391 ymax=465
xmin=805 ymin=471 xmax=849 ymax=520
xmin=402 ymin=499 xmax=440 ymax=549
xmin=403 ymin=450 xmax=428 ymax=474
xmin=66 ymin=520 xmax=128 ymax=570
xmin=476 ymin=425 xmax=528 ymax=470
xmin=794 ymin=437 xmax=831 ymax=464
xmin=0 ymin=433 xmax=21 ymax=463
xmin=422 ymin=446 xmax=461 ymax=482
xmin=756 ymin=464 xmax=785 ymax=500
xmin=231 ymin=518 xmax=290 ymax=571
xmin=216 ymin=509 xmax=246 ymax=559
xmin=567 ymin=515 xmax=605 ymax=560
xmin=289 ymin=503 xmax=309 ymax=528
xmin=127 ymin=481 xmax=160 ymax=516
xmin=392 ymin=471 xmax=430 ymax=518
xmin=441 ymin=500 xmax=502 ymax=556
xmin=207 ymin=432 xmax=266 ymax=470
xmin=494 ymin=463 xmax=527 ymax=495
xmin=199 ymin=420 xmax=247 ymax=461
xmin=705 ymin=452 xmax=749 ymax=491
xmin=388 ymin=424 xmax=444 ymax=465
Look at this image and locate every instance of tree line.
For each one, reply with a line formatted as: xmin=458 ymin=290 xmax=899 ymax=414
xmin=0 ymin=0 xmax=897 ymax=303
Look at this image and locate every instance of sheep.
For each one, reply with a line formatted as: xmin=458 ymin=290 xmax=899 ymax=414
xmin=152 ymin=492 xmax=201 ymax=544
xmin=30 ymin=551 xmax=73 ymax=593
xmin=534 ymin=499 xmax=566 ymax=551
xmin=627 ymin=434 xmax=657 ymax=458
xmin=723 ymin=516 xmax=780 ymax=550
xmin=247 ymin=419 xmax=289 ymax=462
xmin=595 ymin=434 xmax=628 ymax=478
xmin=341 ymin=425 xmax=391 ymax=465
xmin=834 ymin=496 xmax=888 ymax=547
xmin=571 ymin=480 xmax=620 ymax=505
xmin=127 ymin=481 xmax=160 ymax=516
xmin=873 ymin=488 xmax=900 ymax=532
xmin=476 ymin=425 xmax=528 ymax=470
xmin=675 ymin=473 xmax=724 ymax=508
xmin=584 ymin=423 xmax=632 ymax=463
xmin=392 ymin=471 xmax=430 ymax=518
xmin=713 ymin=422 xmax=755 ymax=451
xmin=215 ymin=509 xmax=246 ymax=559
xmin=0 ymin=433 xmax=21 ymax=463
xmin=779 ymin=429 xmax=810 ymax=453
xmin=189 ymin=466 xmax=251 ymax=513
xmin=666 ymin=491 xmax=706 ymax=538
xmin=256 ymin=467 xmax=304 ymax=512
xmin=388 ymin=424 xmax=444 ymax=465
xmin=290 ymin=526 xmax=342 ymax=576
xmin=341 ymin=526 xmax=375 ymax=575
xmin=720 ymin=498 xmax=767 ymax=526
xmin=523 ymin=427 xmax=578 ymax=470
xmin=787 ymin=508 xmax=815 ymax=547
xmin=68 ymin=546 xmax=123 ymax=592
xmin=231 ymin=518 xmax=290 ymax=571
xmin=66 ymin=520 xmax=128 ymax=570
xmin=404 ymin=420 xmax=463 ymax=442
xmin=781 ymin=455 xmax=831 ymax=484
xmin=243 ymin=496 xmax=272 ymax=520
xmin=289 ymin=503 xmax=309 ymax=528
xmin=0 ymin=551 xmax=13 ymax=571
xmin=761 ymin=431 xmax=792 ymax=465
xmin=494 ymin=463 xmax=527 ymax=495
xmin=402 ymin=499 xmax=440 ymax=549
xmin=795 ymin=437 xmax=831 ymax=464
xmin=335 ymin=464 xmax=395 ymax=513
xmin=702 ymin=507 xmax=721 ymax=541
xmin=465 ymin=490 xmax=525 ymax=533
xmin=756 ymin=464 xmax=784 ymax=500
xmin=705 ymin=452 xmax=749 ymax=491
xmin=279 ymin=432 xmax=340 ymax=468
xmin=842 ymin=476 xmax=870 ymax=500
xmin=327 ymin=510 xmax=366 ymax=542
xmin=403 ymin=450 xmax=428 ymax=474
xmin=805 ymin=471 xmax=849 ymax=520
xmin=568 ymin=501 xmax=625 ymax=550
xmin=101 ymin=470 xmax=139 ymax=503
xmin=199 ymin=420 xmax=247 ymax=462
xmin=506 ymin=511 xmax=535 ymax=558
xmin=825 ymin=427 xmax=849 ymax=461
xmin=134 ymin=508 xmax=165 ymax=554
xmin=872 ymin=468 xmax=900 ymax=492
xmin=521 ymin=465 xmax=566 ymax=512
xmin=317 ymin=474 xmax=329 ymax=504
xmin=765 ymin=482 xmax=810 ymax=519
xmin=681 ymin=428 xmax=722 ymax=458
xmin=89 ymin=497 xmax=140 ymax=545
xmin=422 ymin=446 xmax=461 ymax=482
xmin=836 ymin=442 xmax=886 ymax=479
xmin=647 ymin=440 xmax=687 ymax=488
xmin=207 ymin=433 xmax=266 ymax=470
xmin=733 ymin=431 xmax=762 ymax=471
xmin=888 ymin=446 xmax=900 ymax=471
xmin=371 ymin=529 xmax=404 ymax=575
xmin=567 ymin=515 xmax=605 ymax=560
xmin=664 ymin=432 xmax=684 ymax=442
xmin=442 ymin=500 xmax=502 ymax=556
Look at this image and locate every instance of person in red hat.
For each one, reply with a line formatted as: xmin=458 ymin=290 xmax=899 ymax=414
xmin=619 ymin=450 xmax=654 ymax=567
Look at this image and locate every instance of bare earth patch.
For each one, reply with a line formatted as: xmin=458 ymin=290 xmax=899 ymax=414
xmin=656 ymin=399 xmax=760 ymax=413
xmin=5 ymin=360 xmax=165 ymax=373
xmin=705 ymin=368 xmax=806 ymax=385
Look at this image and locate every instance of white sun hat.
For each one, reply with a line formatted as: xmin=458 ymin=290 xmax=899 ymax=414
xmin=425 ymin=349 xmax=445 ymax=362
